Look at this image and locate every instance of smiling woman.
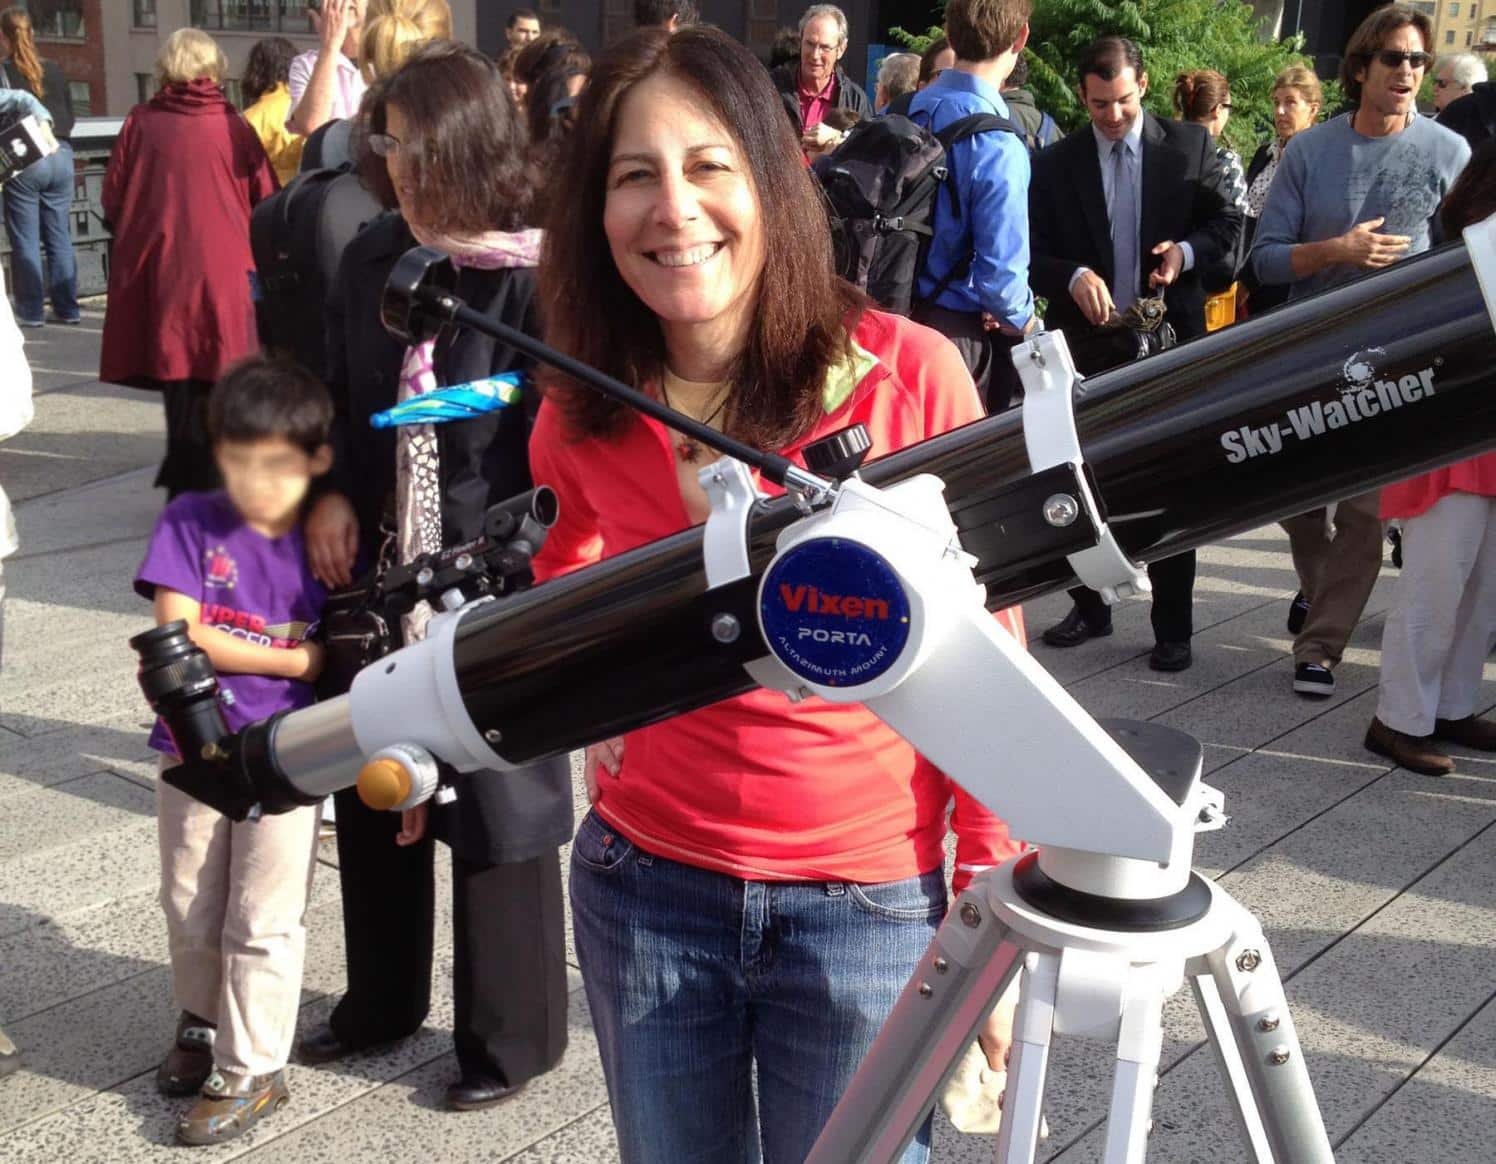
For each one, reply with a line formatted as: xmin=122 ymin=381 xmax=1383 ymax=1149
xmin=530 ymin=24 xmax=1025 ymax=1164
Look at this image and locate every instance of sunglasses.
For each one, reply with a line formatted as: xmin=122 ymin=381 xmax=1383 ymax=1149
xmin=1373 ymin=50 xmax=1433 ymax=69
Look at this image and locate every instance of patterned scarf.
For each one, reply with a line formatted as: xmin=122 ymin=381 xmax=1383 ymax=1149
xmin=395 ymin=224 xmax=541 ymax=641
xmin=1245 ymin=140 xmax=1283 ymax=220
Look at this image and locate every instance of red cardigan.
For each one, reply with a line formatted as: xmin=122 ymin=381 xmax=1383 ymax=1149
xmin=531 ymin=309 xmax=1025 ymax=890
xmin=100 ymin=81 xmax=277 ymax=387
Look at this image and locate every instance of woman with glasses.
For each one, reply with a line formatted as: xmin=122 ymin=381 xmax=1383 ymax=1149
xmin=298 ymin=40 xmax=571 ymax=1112
xmin=1174 ymin=69 xmax=1249 ymax=330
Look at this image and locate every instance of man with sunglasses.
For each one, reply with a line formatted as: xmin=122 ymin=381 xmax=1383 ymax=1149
xmin=1248 ymin=4 xmax=1468 ymax=706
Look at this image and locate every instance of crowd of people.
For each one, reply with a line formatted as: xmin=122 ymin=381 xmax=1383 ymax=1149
xmin=0 ymin=0 xmax=1493 ymax=1158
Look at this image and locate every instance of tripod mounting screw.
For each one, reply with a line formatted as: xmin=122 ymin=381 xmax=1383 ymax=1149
xmin=416 ymin=567 xmax=434 ymax=586
xmin=1042 ymin=493 xmax=1080 ymax=528
xmin=1257 ymin=1013 xmax=1281 ymax=1032
xmin=959 ymin=903 xmax=982 ymax=928
xmin=710 ymin=613 xmax=741 ymax=644
xmin=484 ymin=728 xmax=503 ymax=745
xmin=1235 ymin=949 xmax=1262 ymax=973
xmin=918 ymin=982 xmax=933 ymax=998
xmin=933 ymin=957 xmax=949 ymax=974
xmin=1269 ymin=1045 xmax=1292 ymax=1066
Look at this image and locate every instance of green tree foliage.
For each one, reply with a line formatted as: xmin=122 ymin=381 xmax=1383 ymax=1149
xmin=893 ymin=0 xmax=1340 ymax=155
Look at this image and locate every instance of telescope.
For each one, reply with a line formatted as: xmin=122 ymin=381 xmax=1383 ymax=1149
xmin=131 ymin=221 xmax=1496 ymax=1163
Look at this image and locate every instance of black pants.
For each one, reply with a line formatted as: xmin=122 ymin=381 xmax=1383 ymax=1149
xmin=153 ymin=378 xmax=222 ymax=499
xmin=328 ymin=787 xmax=568 ymax=1083
xmin=911 ymin=303 xmax=1024 ymax=414
xmin=1068 ymin=549 xmax=1197 ymax=645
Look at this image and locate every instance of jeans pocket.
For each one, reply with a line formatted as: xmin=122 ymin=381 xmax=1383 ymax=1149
xmin=570 ymin=809 xmax=637 ymax=875
xmin=845 ymin=869 xmax=947 ymax=923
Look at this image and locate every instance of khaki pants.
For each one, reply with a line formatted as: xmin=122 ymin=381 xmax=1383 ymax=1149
xmin=158 ymin=762 xmax=320 ymax=1076
xmin=1282 ymin=490 xmax=1385 ymax=666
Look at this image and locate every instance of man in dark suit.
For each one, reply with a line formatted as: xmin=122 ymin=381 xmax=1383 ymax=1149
xmin=1029 ymin=35 xmax=1243 ymax=672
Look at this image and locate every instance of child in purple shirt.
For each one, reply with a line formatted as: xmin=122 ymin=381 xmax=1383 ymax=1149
xmin=134 ymin=355 xmax=331 ymax=1146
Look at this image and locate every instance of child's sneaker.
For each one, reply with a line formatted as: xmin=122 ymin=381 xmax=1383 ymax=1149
xmin=157 ymin=1011 xmax=216 ymax=1096
xmin=176 ymin=1069 xmax=289 ymax=1146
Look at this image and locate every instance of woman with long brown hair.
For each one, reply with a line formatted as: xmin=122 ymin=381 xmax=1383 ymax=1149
xmin=0 ymin=5 xmax=78 ymax=326
xmin=531 ymin=25 xmax=1023 ymax=1162
xmin=298 ymin=40 xmax=570 ymax=1112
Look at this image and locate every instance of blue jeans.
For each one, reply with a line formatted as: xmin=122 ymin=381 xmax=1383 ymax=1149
xmin=3 ymin=142 xmax=78 ymax=323
xmin=570 ymin=809 xmax=945 ymax=1164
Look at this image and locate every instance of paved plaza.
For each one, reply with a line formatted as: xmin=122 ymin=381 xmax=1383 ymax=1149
xmin=1 ymin=314 xmax=1494 ymax=1162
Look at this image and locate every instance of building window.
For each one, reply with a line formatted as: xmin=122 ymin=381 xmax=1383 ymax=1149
xmin=1449 ymin=1 xmax=1459 ymax=15
xmin=190 ymin=0 xmax=308 ymax=31
xmin=135 ymin=72 xmax=156 ymax=104
xmin=133 ymin=0 xmax=157 ymax=28
xmin=1446 ymin=28 xmax=1456 ymax=43
xmin=1468 ymin=30 xmax=1474 ymax=44
xmin=65 ymin=78 xmax=90 ymax=116
xmin=24 ymin=1 xmax=85 ymax=39
xmin=222 ymin=77 xmax=244 ymax=107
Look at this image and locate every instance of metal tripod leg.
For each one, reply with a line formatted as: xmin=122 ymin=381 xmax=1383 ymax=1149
xmin=994 ymin=950 xmax=1059 ymax=1164
xmin=1201 ymin=894 xmax=1335 ymax=1163
xmin=806 ymin=888 xmax=1026 ymax=1164
xmin=1190 ymin=969 xmax=1274 ymax=1161
xmin=1101 ymin=966 xmax=1169 ymax=1164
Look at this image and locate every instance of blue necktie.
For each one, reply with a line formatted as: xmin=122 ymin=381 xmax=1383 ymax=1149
xmin=1110 ymin=139 xmax=1138 ymax=312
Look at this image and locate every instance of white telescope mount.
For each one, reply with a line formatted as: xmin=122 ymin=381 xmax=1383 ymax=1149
xmin=689 ymin=329 xmax=1335 ymax=1164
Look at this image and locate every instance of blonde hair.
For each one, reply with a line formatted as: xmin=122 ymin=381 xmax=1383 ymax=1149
xmin=0 ymin=7 xmax=42 ymax=97
xmin=155 ymin=28 xmax=228 ymax=88
xmin=361 ymin=0 xmax=453 ymax=83
xmin=1272 ymin=63 xmax=1323 ymax=110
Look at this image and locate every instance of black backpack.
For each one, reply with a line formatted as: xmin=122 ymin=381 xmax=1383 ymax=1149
xmin=249 ymin=164 xmax=382 ymax=380
xmin=816 ymin=111 xmax=1017 ymax=315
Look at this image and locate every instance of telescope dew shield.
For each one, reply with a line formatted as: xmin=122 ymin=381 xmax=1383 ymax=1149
xmin=448 ymin=239 xmax=1496 ymax=768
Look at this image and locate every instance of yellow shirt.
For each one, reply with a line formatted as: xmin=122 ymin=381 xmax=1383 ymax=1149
xmin=243 ymin=83 xmax=304 ymax=186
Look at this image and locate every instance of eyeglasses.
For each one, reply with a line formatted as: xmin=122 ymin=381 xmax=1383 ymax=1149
xmin=1218 ymin=102 xmax=1233 ymax=111
xmin=1434 ymin=78 xmax=1455 ymax=88
xmin=366 ymin=132 xmax=407 ymax=158
xmin=1374 ymin=50 xmax=1433 ymax=69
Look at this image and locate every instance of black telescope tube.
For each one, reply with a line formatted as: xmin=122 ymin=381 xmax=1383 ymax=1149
xmin=451 ymin=241 xmax=1496 ymax=764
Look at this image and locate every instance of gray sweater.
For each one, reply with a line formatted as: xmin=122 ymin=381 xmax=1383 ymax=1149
xmin=1248 ymin=111 xmax=1469 ymax=301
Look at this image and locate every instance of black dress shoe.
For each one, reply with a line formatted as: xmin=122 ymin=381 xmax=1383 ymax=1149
xmin=446 ymin=1073 xmax=526 ymax=1111
xmin=297 ymin=1024 xmax=355 ymax=1065
xmin=1149 ymin=642 xmax=1192 ymax=672
xmin=1041 ymin=606 xmax=1113 ymax=648
xmin=1286 ymin=591 xmax=1310 ymax=636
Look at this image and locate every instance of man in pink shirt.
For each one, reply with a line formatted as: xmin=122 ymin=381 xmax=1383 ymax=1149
xmin=287 ymin=0 xmax=368 ymax=136
xmin=769 ymin=4 xmax=870 ymax=154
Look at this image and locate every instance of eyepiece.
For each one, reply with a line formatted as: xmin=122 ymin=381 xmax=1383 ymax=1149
xmin=130 ymin=620 xmax=231 ymax=763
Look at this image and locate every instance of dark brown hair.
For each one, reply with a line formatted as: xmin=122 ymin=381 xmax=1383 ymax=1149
xmin=241 ymin=36 xmax=296 ymax=107
xmin=540 ymin=26 xmax=864 ymax=448
xmin=918 ymin=36 xmax=950 ymax=85
xmin=1441 ymin=139 xmax=1496 ymax=235
xmin=1173 ymin=68 xmax=1229 ymax=122
xmin=944 ymin=0 xmax=1030 ymax=64
xmin=1077 ymin=35 xmax=1144 ymax=89
xmin=358 ymin=40 xmax=533 ymax=233
xmin=1341 ymin=4 xmax=1433 ymax=105
xmin=208 ymin=355 xmax=334 ymax=454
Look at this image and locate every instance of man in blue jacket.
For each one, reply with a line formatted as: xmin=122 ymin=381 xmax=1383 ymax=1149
xmin=907 ymin=0 xmax=1034 ymax=414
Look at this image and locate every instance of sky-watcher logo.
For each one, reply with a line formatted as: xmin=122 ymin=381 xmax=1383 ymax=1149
xmin=1219 ymin=350 xmax=1438 ymax=465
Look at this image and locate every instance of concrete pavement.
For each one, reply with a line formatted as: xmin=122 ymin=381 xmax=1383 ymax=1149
xmin=2 ymin=313 xmax=1494 ymax=1161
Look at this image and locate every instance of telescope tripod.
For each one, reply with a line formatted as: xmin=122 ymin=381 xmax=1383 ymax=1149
xmin=806 ymin=724 xmax=1333 ymax=1164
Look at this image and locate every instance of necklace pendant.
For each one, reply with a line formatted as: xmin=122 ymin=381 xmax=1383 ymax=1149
xmin=677 ymin=438 xmax=701 ymax=464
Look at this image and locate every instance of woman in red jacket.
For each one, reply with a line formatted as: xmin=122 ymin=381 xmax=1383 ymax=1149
xmin=532 ymin=27 xmax=1023 ymax=1164
xmin=100 ymin=29 xmax=277 ymax=498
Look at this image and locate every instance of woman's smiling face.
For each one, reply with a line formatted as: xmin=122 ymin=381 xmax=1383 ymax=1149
xmin=602 ymin=72 xmax=765 ymax=357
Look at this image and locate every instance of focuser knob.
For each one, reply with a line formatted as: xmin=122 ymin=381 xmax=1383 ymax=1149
xmin=802 ymin=424 xmax=872 ymax=479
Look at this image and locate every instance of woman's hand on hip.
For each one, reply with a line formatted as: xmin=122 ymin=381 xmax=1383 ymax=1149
xmin=583 ymin=737 xmax=624 ymax=805
xmin=305 ymin=491 xmax=359 ymax=588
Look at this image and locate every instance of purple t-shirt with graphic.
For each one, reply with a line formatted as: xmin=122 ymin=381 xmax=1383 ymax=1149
xmin=135 ymin=491 xmax=327 ymax=757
